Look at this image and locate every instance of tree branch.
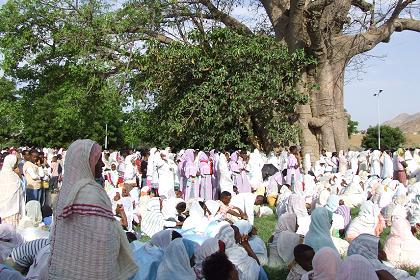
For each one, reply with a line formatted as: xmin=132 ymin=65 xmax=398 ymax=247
xmin=307 ymin=0 xmax=335 ymax=12
xmin=338 ymin=17 xmax=420 ymax=58
xmin=351 ymin=0 xmax=373 ymax=13
xmin=259 ymin=0 xmax=289 ymax=39
xmin=198 ymin=0 xmax=253 ymax=34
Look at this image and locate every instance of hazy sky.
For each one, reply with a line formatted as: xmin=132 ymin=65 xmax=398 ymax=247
xmin=0 ymin=0 xmax=418 ymax=130
xmin=344 ymin=31 xmax=420 ymax=129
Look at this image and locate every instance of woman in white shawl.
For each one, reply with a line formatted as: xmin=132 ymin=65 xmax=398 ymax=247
xmin=49 ymin=139 xmax=137 ymax=280
xmin=0 ymin=154 xmax=25 ymax=228
xmin=381 ymin=151 xmax=394 ymax=179
xmin=182 ymin=200 xmax=210 ymax=232
xmin=348 ymin=233 xmax=415 ymax=280
xmin=17 ymin=200 xmax=49 ymax=241
xmin=287 ymin=194 xmax=310 ymax=235
xmin=384 ymin=215 xmax=420 ymax=268
xmin=346 ymin=200 xmax=382 ymax=241
xmin=156 ymin=238 xmax=196 ymax=280
xmin=235 ymin=220 xmax=268 ymax=266
xmin=215 ymin=224 xmax=261 ymax=280
xmin=338 ymin=150 xmax=348 ymax=174
xmin=370 ymin=150 xmax=382 ymax=177
xmin=130 ymin=229 xmax=182 ymax=280
xmin=268 ymin=213 xmax=301 ymax=268
xmin=248 ymin=149 xmax=264 ymax=190
xmin=218 ymin=153 xmax=234 ymax=194
xmin=340 ymin=175 xmax=367 ymax=207
xmin=156 ymin=150 xmax=175 ymax=199
xmin=141 ymin=197 xmax=165 ymax=238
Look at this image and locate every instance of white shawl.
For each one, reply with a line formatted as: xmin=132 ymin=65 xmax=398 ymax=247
xmin=49 ymin=139 xmax=137 ymax=280
xmin=0 ymin=155 xmax=24 ymax=219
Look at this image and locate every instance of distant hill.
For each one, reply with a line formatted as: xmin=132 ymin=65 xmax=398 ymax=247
xmin=384 ymin=113 xmax=420 ymax=133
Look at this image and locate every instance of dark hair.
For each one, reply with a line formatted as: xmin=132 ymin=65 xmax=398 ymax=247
xmin=294 ymin=244 xmax=314 ymax=260
xmin=126 ymin=232 xmax=137 ymax=243
xmin=202 ymin=252 xmax=235 ymax=280
xmin=171 ymin=230 xmax=182 ymax=240
xmin=220 ymin=191 xmax=232 ymax=198
xmin=176 ymin=202 xmax=187 ymax=212
xmin=332 ymin=152 xmax=338 ymax=157
xmin=289 ymin=145 xmax=298 ymax=153
xmin=41 ymin=205 xmax=53 ymax=218
xmin=30 ymin=149 xmax=39 ymax=155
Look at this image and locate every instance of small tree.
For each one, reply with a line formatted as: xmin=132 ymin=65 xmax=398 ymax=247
xmin=362 ymin=125 xmax=405 ymax=150
xmin=346 ymin=110 xmax=359 ymax=137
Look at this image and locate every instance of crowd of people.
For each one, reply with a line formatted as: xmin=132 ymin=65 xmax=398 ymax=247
xmin=0 ymin=140 xmax=420 ymax=280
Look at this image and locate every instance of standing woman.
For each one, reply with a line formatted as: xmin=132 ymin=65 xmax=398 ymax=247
xmin=338 ymin=150 xmax=348 ymax=174
xmin=393 ymin=148 xmax=408 ymax=186
xmin=286 ymin=146 xmax=301 ymax=188
xmin=183 ymin=149 xmax=198 ymax=199
xmin=49 ymin=139 xmax=137 ymax=280
xmin=0 ymin=154 xmax=25 ymax=228
xmin=199 ymin=151 xmax=213 ymax=200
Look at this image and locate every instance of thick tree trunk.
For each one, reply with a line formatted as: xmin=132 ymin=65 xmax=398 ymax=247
xmin=298 ymin=59 xmax=349 ymax=161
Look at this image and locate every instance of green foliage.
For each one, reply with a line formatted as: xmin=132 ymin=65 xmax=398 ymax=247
xmin=361 ymin=125 xmax=405 ymax=150
xmin=0 ymin=0 xmax=126 ymax=147
xmin=0 ymin=1 xmax=314 ymax=150
xmin=0 ymin=77 xmax=23 ymax=146
xmin=138 ymin=29 xmax=315 ymax=150
xmin=347 ymin=117 xmax=359 ymax=137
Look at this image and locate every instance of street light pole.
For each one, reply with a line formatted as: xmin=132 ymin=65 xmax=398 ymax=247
xmin=373 ymin=90 xmax=383 ymax=150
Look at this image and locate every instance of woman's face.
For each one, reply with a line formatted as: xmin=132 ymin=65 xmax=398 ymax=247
xmin=94 ymin=158 xmax=105 ymax=178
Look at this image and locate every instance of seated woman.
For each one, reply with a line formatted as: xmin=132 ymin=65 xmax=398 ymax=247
xmin=384 ymin=216 xmax=420 ymax=268
xmin=348 ymin=233 xmax=414 ymax=280
xmin=336 ymin=255 xmax=380 ymax=280
xmin=234 ymin=221 xmax=268 ymax=266
xmin=130 ymin=229 xmax=182 ymax=280
xmin=304 ymin=207 xmax=338 ymax=253
xmin=182 ymin=201 xmax=211 ymax=232
xmin=286 ymin=194 xmax=311 ymax=235
xmin=215 ymin=224 xmax=264 ymax=280
xmin=268 ymin=213 xmax=301 ymax=268
xmin=156 ymin=238 xmax=197 ymax=280
xmin=286 ymin=244 xmax=315 ymax=280
xmin=346 ymin=200 xmax=383 ymax=241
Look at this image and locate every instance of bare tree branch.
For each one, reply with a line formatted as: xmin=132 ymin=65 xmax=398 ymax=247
xmin=198 ymin=0 xmax=253 ymax=34
xmin=259 ymin=0 xmax=289 ymax=38
xmin=351 ymin=0 xmax=373 ymax=13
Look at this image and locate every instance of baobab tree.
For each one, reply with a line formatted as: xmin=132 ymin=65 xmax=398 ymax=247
xmin=119 ymin=0 xmax=419 ymax=157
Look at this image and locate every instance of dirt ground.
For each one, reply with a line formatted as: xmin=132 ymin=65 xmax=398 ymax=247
xmin=349 ymin=133 xmax=420 ymax=149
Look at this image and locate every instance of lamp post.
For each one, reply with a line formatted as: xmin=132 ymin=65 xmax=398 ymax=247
xmin=105 ymin=123 xmax=108 ymax=150
xmin=373 ymin=90 xmax=383 ymax=150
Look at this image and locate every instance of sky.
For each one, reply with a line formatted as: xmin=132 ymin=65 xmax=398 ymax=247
xmin=0 ymin=0 xmax=418 ymax=130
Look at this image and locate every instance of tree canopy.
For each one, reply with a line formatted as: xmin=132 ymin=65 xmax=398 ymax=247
xmin=139 ymin=29 xmax=315 ymax=150
xmin=361 ymin=125 xmax=405 ymax=150
xmin=0 ymin=0 xmax=418 ymax=153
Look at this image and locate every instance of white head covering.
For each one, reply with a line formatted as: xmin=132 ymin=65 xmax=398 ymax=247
xmin=234 ymin=220 xmax=252 ymax=235
xmin=0 ymin=224 xmax=24 ymax=262
xmin=274 ymin=213 xmax=299 ymax=264
xmin=337 ymin=255 xmax=379 ymax=280
xmin=0 ymin=154 xmax=22 ymax=219
xmin=49 ymin=139 xmax=137 ymax=280
xmin=156 ymin=238 xmax=196 ymax=280
xmin=18 ymin=201 xmax=42 ymax=229
xmin=215 ymin=225 xmax=260 ymax=280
